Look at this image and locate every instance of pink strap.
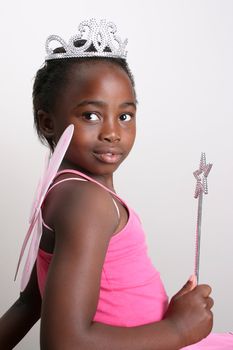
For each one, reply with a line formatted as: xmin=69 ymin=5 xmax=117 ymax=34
xmin=46 ymin=177 xmax=87 ymax=197
xmin=54 ymin=169 xmax=127 ymax=206
xmin=42 ymin=218 xmax=53 ymax=232
xmin=42 ymin=175 xmax=122 ymax=231
xmin=42 ymin=177 xmax=87 ymax=231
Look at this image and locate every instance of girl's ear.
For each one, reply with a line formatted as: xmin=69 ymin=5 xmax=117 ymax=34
xmin=37 ymin=110 xmax=55 ymax=139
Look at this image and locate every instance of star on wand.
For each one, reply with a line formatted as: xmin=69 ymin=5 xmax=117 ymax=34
xmin=193 ymin=153 xmax=213 ymax=284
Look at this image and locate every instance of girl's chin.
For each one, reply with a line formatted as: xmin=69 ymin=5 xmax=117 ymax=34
xmin=60 ymin=154 xmax=125 ymax=176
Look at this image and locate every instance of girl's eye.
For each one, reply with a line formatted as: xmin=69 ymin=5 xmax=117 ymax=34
xmin=119 ymin=114 xmax=132 ymax=122
xmin=82 ymin=113 xmax=100 ymax=122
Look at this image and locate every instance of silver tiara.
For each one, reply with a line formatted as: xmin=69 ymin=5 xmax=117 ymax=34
xmin=45 ymin=19 xmax=128 ymax=61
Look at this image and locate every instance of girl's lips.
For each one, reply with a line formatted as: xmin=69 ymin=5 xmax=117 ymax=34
xmin=93 ymin=152 xmax=123 ymax=164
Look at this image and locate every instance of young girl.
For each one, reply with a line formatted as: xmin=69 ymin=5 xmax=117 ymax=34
xmin=0 ymin=18 xmax=232 ymax=350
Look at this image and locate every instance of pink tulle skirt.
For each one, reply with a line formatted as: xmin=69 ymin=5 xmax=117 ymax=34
xmin=183 ymin=333 xmax=233 ymax=349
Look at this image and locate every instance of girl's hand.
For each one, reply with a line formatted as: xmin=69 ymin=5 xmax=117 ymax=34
xmin=164 ymin=276 xmax=214 ymax=347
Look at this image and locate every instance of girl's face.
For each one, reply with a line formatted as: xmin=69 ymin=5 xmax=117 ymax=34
xmin=48 ymin=61 xmax=136 ymax=179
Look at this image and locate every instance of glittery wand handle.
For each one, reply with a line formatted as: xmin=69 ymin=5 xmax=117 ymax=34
xmin=193 ymin=153 xmax=212 ymax=284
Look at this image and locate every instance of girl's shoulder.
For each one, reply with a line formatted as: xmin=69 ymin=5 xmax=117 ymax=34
xmin=43 ymin=171 xmax=115 ymax=208
xmin=42 ymin=171 xmax=119 ymax=238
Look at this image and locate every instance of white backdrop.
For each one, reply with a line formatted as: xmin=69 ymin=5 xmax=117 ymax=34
xmin=0 ymin=1 xmax=232 ymax=348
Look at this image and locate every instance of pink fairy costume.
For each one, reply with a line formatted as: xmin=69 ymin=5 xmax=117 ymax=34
xmin=16 ymin=125 xmax=233 ymax=349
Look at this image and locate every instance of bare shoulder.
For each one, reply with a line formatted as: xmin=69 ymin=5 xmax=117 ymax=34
xmin=43 ymin=176 xmax=119 ymax=240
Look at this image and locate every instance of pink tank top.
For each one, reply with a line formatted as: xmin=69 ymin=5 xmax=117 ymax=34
xmin=37 ymin=169 xmax=168 ymax=327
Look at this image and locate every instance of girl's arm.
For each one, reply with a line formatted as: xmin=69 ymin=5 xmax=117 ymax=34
xmin=40 ymin=181 xmax=213 ymax=350
xmin=0 ymin=264 xmax=41 ymax=349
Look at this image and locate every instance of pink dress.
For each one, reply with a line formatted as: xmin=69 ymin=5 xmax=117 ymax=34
xmin=36 ymin=169 xmax=233 ymax=348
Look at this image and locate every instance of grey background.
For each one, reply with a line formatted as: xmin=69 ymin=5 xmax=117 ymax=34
xmin=0 ymin=0 xmax=232 ymax=348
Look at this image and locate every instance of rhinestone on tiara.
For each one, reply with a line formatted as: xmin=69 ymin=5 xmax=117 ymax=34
xmin=45 ymin=18 xmax=128 ymax=61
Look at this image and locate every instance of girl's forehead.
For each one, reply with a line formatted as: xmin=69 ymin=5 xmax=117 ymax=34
xmin=52 ymin=61 xmax=136 ymax=116
xmin=67 ymin=61 xmax=134 ymax=97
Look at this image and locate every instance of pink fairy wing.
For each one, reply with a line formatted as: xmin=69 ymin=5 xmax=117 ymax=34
xmin=20 ymin=212 xmax=43 ymax=291
xmin=28 ymin=152 xmax=50 ymax=224
xmin=15 ymin=124 xmax=74 ymax=291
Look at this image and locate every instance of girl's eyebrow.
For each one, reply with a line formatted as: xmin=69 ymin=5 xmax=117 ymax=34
xmin=75 ymin=100 xmax=137 ymax=110
xmin=120 ymin=102 xmax=137 ymax=110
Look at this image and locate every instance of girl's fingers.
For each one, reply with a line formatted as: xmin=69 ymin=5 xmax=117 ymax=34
xmin=205 ymin=297 xmax=214 ymax=310
xmin=199 ymin=284 xmax=212 ymax=298
xmin=200 ymin=296 xmax=214 ymax=311
xmin=174 ymin=275 xmax=197 ymax=299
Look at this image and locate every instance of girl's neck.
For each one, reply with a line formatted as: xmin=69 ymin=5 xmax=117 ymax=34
xmin=59 ymin=162 xmax=115 ymax=192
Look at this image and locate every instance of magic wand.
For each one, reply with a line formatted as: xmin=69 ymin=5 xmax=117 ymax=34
xmin=193 ymin=153 xmax=212 ymax=284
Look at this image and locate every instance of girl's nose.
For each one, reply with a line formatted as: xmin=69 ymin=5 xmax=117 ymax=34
xmin=99 ymin=122 xmax=121 ymax=143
